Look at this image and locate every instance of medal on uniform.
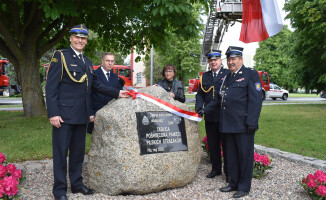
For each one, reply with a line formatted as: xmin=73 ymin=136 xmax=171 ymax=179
xmin=219 ymin=90 xmax=225 ymax=108
xmin=219 ymin=74 xmax=227 ymax=108
xmin=73 ymin=71 xmax=76 ymax=76
xmin=220 ymin=90 xmax=225 ymax=97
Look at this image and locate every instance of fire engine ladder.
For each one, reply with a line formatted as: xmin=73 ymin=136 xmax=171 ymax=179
xmin=200 ymin=0 xmax=243 ymax=67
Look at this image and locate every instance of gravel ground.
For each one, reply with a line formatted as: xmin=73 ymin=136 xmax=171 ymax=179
xmin=17 ymin=153 xmax=319 ymax=200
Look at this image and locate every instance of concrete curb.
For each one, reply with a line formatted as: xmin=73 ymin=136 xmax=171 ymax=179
xmin=14 ymin=145 xmax=326 ymax=174
xmin=254 ymin=144 xmax=326 ymax=170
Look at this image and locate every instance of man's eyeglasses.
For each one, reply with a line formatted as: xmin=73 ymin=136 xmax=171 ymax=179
xmin=165 ymin=70 xmax=174 ymax=73
xmin=104 ymin=60 xmax=115 ymax=63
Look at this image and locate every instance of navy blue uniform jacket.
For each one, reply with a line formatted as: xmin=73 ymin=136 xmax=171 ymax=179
xmin=195 ymin=69 xmax=229 ymax=122
xmin=46 ymin=47 xmax=120 ymax=124
xmin=90 ymin=66 xmax=122 ymax=116
xmin=205 ymin=66 xmax=262 ymax=133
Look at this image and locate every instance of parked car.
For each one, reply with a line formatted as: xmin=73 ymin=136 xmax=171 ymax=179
xmin=320 ymin=90 xmax=326 ymax=98
xmin=268 ymin=84 xmax=289 ymax=100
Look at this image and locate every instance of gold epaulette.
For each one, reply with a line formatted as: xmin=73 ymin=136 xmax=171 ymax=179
xmin=57 ymin=50 xmax=88 ymax=90
xmin=200 ymin=73 xmax=215 ymax=99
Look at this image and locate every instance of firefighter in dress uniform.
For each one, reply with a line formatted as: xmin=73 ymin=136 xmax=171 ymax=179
xmin=199 ymin=46 xmax=263 ymax=198
xmin=45 ymin=24 xmax=128 ymax=200
xmin=195 ymin=50 xmax=230 ymax=181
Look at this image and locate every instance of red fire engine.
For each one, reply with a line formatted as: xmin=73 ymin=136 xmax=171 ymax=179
xmin=93 ymin=65 xmax=133 ymax=87
xmin=44 ymin=64 xmax=133 ymax=87
xmin=0 ymin=58 xmax=10 ymax=96
xmin=189 ymin=70 xmax=272 ymax=100
xmin=0 ymin=58 xmax=21 ymax=96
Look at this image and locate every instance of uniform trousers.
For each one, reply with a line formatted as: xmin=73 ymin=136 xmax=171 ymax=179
xmin=205 ymin=121 xmax=228 ymax=175
xmin=52 ymin=123 xmax=87 ymax=197
xmin=225 ymin=132 xmax=254 ymax=192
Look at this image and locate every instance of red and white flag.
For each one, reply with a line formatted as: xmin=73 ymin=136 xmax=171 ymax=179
xmin=240 ymin=0 xmax=283 ymax=43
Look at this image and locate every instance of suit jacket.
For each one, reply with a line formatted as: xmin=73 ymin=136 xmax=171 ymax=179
xmin=46 ymin=47 xmax=120 ymax=124
xmin=195 ymin=69 xmax=229 ymax=122
xmin=219 ymin=65 xmax=263 ymax=133
xmin=90 ymin=66 xmax=123 ymax=115
xmin=157 ymin=79 xmax=185 ymax=103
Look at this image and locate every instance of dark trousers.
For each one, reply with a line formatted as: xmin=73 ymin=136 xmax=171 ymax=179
xmin=87 ymin=122 xmax=94 ymax=134
xmin=225 ymin=132 xmax=255 ymax=192
xmin=205 ymin=121 xmax=228 ymax=175
xmin=52 ymin=123 xmax=87 ymax=197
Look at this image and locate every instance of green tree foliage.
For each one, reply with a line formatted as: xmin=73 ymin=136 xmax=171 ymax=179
xmin=144 ymin=3 xmax=204 ymax=86
xmin=157 ymin=33 xmax=202 ymax=85
xmin=254 ymin=26 xmax=296 ymax=90
xmin=144 ymin=52 xmax=162 ymax=85
xmin=0 ymin=0 xmax=206 ymax=116
xmin=284 ymin=0 xmax=326 ymax=92
xmin=144 ymin=32 xmax=202 ymax=86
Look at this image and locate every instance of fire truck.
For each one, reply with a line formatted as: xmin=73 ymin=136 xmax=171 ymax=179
xmin=93 ymin=65 xmax=133 ymax=87
xmin=258 ymin=70 xmax=271 ymax=100
xmin=188 ymin=70 xmax=288 ymax=101
xmin=0 ymin=58 xmax=21 ymax=96
xmin=44 ymin=64 xmax=133 ymax=87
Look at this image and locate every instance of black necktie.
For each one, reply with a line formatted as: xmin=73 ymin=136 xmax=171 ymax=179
xmin=78 ymin=54 xmax=84 ymax=63
xmin=213 ymin=72 xmax=218 ymax=82
xmin=106 ymin=72 xmax=110 ymax=83
xmin=228 ymin=73 xmax=235 ymax=84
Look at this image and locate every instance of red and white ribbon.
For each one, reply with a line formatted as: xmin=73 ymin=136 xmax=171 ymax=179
xmin=127 ymin=90 xmax=202 ymax=122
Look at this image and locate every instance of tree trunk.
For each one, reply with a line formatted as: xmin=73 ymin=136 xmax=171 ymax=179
xmin=17 ymin=58 xmax=47 ymax=117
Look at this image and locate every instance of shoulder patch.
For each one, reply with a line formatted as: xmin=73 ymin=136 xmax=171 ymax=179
xmin=255 ymin=82 xmax=261 ymax=91
xmin=51 ymin=57 xmax=58 ymax=63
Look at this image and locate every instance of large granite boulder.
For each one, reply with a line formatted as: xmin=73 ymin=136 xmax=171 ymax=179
xmin=87 ymin=86 xmax=201 ymax=195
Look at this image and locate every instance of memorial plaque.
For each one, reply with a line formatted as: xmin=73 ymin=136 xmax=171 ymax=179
xmin=136 ymin=111 xmax=188 ymax=155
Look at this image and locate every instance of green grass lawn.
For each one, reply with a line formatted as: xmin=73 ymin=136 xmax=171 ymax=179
xmin=185 ymin=94 xmax=196 ymax=98
xmin=186 ymin=93 xmax=320 ymax=99
xmin=263 ymin=101 xmax=326 ymax=104
xmin=1 ymin=104 xmax=325 ymax=162
xmin=255 ymin=104 xmax=326 ymax=160
xmin=0 ymin=105 xmax=23 ymax=108
xmin=194 ymin=104 xmax=326 ymax=161
xmin=0 ymin=112 xmax=92 ymax=162
xmin=289 ymin=93 xmax=320 ymax=98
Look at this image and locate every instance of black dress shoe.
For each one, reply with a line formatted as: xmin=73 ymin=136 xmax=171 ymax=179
xmin=233 ymin=191 xmax=249 ymax=198
xmin=220 ymin=186 xmax=236 ymax=192
xmin=55 ymin=195 xmax=68 ymax=200
xmin=206 ymin=170 xmax=222 ymax=178
xmin=71 ymin=185 xmax=95 ymax=195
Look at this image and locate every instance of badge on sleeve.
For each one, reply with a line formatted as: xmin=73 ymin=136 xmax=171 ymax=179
xmin=255 ymin=82 xmax=262 ymax=91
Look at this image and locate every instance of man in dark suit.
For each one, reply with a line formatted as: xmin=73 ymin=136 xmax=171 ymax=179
xmin=195 ymin=50 xmax=229 ymax=181
xmin=87 ymin=52 xmax=124 ymax=134
xmin=46 ymin=24 xmax=128 ymax=200
xmin=215 ymin=46 xmax=263 ymax=198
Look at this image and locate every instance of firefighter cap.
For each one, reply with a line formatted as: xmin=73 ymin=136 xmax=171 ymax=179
xmin=69 ymin=24 xmax=89 ymax=38
xmin=226 ymin=46 xmax=243 ymax=58
xmin=206 ymin=50 xmax=222 ymax=60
